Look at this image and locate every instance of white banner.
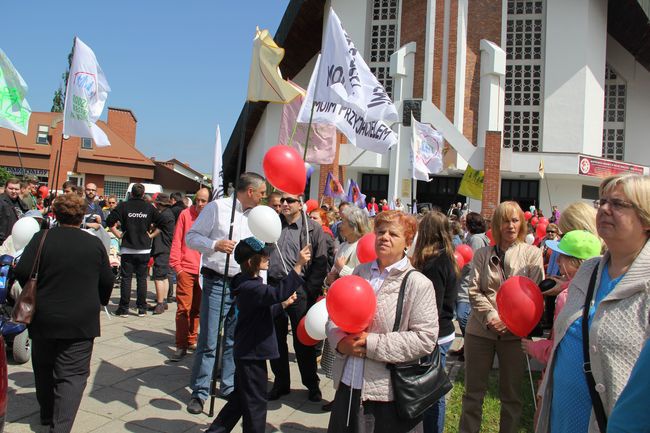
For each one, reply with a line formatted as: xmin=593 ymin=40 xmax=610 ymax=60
xmin=411 ymin=116 xmax=443 ymax=182
xmin=212 ymin=125 xmax=224 ymax=200
xmin=315 ymin=8 xmax=398 ymax=123
xmin=63 ymin=37 xmax=111 ymax=147
xmin=298 ymin=55 xmax=397 ymax=154
xmin=0 ymin=48 xmax=31 ymax=135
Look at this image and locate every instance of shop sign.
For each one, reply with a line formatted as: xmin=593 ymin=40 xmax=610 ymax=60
xmin=578 ymin=155 xmax=645 ymax=178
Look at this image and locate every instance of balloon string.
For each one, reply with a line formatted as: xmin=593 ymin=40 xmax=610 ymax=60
xmin=526 ymin=354 xmax=537 ymax=410
xmin=275 ymin=242 xmax=289 ymax=275
xmin=300 ymin=198 xmax=311 ymax=246
xmin=346 ymin=359 xmax=356 ymax=427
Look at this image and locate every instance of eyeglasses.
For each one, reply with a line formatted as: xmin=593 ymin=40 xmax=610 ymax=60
xmin=546 ymin=230 xmax=557 ymax=234
xmin=280 ymin=197 xmax=300 ymax=204
xmin=598 ymin=197 xmax=636 ymax=211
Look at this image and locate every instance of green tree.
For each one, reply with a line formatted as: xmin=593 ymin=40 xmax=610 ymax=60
xmin=51 ymin=44 xmax=75 ymax=112
xmin=0 ymin=167 xmax=11 ymax=186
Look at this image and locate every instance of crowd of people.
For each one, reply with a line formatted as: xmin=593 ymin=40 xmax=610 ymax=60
xmin=1 ymin=171 xmax=648 ymax=433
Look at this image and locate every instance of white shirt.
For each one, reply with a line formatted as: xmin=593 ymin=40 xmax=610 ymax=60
xmin=185 ymin=197 xmax=253 ymax=276
xmin=341 ymin=255 xmax=410 ymax=389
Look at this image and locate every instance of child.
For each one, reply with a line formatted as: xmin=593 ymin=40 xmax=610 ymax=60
xmin=522 ymin=230 xmax=601 ymax=364
xmin=206 ymin=237 xmax=310 ymax=433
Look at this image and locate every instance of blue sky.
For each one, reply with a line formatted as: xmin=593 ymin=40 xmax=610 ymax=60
xmin=3 ymin=0 xmax=290 ymax=172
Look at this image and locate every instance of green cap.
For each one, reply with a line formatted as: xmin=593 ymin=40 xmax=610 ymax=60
xmin=545 ymin=230 xmax=601 ymax=260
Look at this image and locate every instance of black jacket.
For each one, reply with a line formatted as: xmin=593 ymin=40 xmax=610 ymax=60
xmin=170 ymin=201 xmax=186 ymax=222
xmin=106 ymin=197 xmax=160 ymax=250
xmin=421 ymin=252 xmax=458 ymax=339
xmin=14 ymin=227 xmax=114 ymax=339
xmin=231 ymin=270 xmax=303 ymax=360
xmin=151 ymin=207 xmax=175 ymax=256
xmin=0 ymin=193 xmax=28 ymax=244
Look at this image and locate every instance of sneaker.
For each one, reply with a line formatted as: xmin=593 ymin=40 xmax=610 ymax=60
xmin=137 ymin=308 xmax=146 ymax=317
xmin=188 ymin=343 xmax=197 ymax=352
xmin=187 ymin=397 xmax=204 ymax=415
xmin=112 ymin=307 xmax=129 ymax=317
xmin=166 ymin=296 xmax=176 ymax=303
xmin=153 ymin=303 xmax=165 ymax=315
xmin=170 ymin=348 xmax=187 ymax=362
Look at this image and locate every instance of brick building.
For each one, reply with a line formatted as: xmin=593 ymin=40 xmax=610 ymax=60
xmin=224 ymin=0 xmax=650 ymax=216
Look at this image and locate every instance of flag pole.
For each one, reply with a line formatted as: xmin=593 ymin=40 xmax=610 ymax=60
xmin=11 ymin=131 xmax=26 ymax=178
xmin=544 ymin=177 xmax=552 ymax=214
xmin=52 ymin=134 xmax=65 ymax=196
xmin=208 ymin=101 xmax=250 ymax=417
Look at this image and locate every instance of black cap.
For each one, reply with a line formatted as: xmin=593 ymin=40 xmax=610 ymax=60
xmin=234 ymin=237 xmax=271 ymax=264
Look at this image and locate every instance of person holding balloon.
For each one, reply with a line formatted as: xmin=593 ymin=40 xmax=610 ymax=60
xmin=458 ymin=201 xmax=544 ymax=433
xmin=326 ymin=210 xmax=438 ymax=433
xmin=205 ymin=238 xmax=308 ymax=433
xmin=411 ymin=211 xmax=460 ymax=433
xmin=535 ymin=174 xmax=650 ymax=433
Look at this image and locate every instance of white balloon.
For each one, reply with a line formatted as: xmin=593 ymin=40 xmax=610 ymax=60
xmin=248 ymin=205 xmax=282 ymax=243
xmin=525 ymin=233 xmax=535 ymax=245
xmin=305 ymin=298 xmax=328 ymax=340
xmin=11 ymin=217 xmax=40 ymax=251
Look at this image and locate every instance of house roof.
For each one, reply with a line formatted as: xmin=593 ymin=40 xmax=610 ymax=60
xmin=162 ymin=158 xmax=206 ymax=178
xmin=0 ymin=112 xmax=58 ymax=157
xmin=223 ymin=0 xmax=325 ymax=184
xmin=78 ymin=119 xmax=154 ymax=167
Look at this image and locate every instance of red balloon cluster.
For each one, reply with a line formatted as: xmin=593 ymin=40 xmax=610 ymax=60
xmin=496 ymin=276 xmax=544 ymax=337
xmin=524 ymin=211 xmax=532 ymax=221
xmin=453 ymin=251 xmax=465 ymax=269
xmin=326 ymin=275 xmax=376 ymax=333
xmin=455 ymin=244 xmax=474 ymax=265
xmin=536 ymin=222 xmax=548 ymax=239
xmin=356 ymin=233 xmax=377 ymax=264
xmin=297 ymin=317 xmax=319 ymax=346
xmin=530 ymin=216 xmax=539 ymax=227
xmin=263 ymin=146 xmax=306 ymax=195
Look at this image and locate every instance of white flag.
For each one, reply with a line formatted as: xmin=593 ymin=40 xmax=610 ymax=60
xmin=411 ymin=116 xmax=443 ymax=182
xmin=212 ymin=125 xmax=224 ymax=200
xmin=0 ymin=48 xmax=32 ymax=135
xmin=63 ymin=37 xmax=111 ymax=147
xmin=298 ymin=55 xmax=397 ymax=154
xmin=315 ymin=8 xmax=398 ymax=123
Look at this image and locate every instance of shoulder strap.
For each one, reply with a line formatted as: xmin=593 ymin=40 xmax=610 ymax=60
xmin=392 ymin=269 xmax=418 ymax=332
xmin=29 ymin=229 xmax=49 ymax=279
xmin=581 ymin=263 xmax=608 ymax=432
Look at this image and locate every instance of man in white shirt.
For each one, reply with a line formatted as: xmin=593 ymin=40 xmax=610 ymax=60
xmin=185 ymin=172 xmax=267 ymax=415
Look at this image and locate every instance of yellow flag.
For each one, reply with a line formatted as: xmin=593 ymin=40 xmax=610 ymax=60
xmin=538 ymin=159 xmax=545 ymax=178
xmin=247 ymin=27 xmax=304 ymax=103
xmin=458 ymin=165 xmax=484 ymax=200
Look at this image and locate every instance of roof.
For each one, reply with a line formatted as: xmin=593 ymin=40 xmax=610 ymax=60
xmin=0 ymin=112 xmax=58 ymax=157
xmin=608 ymin=0 xmax=650 ymax=72
xmin=223 ymin=0 xmax=325 ymax=184
xmin=107 ymin=106 xmax=138 ymax=122
xmin=78 ymin=119 xmax=154 ymax=167
xmin=162 ymin=158 xmax=206 ymax=178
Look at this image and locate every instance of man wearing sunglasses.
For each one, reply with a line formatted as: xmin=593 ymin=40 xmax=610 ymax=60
xmin=267 ymin=192 xmax=329 ymax=403
xmin=185 ymin=172 xmax=267 ymax=415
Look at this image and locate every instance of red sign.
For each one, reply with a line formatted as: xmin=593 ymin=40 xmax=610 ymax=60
xmin=578 ymin=155 xmax=645 ymax=178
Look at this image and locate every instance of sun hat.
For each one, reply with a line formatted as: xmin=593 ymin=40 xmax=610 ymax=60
xmin=234 ymin=237 xmax=271 ymax=264
xmin=545 ymin=230 xmax=601 ymax=260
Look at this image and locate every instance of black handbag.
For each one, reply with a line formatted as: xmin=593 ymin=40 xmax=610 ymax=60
xmin=387 ymin=270 xmax=453 ymax=420
xmin=581 ymin=264 xmax=608 ymax=432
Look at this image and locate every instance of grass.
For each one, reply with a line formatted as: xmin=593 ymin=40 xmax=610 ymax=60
xmin=444 ymin=367 xmax=541 ymax=433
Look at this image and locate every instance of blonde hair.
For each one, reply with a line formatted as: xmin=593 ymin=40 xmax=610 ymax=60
xmin=491 ymin=201 xmax=527 ymax=246
xmin=600 ymin=174 xmax=650 ymax=232
xmin=558 ymin=202 xmax=597 ymax=234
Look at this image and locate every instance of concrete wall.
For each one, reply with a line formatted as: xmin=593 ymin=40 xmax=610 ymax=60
xmin=536 ymin=175 xmax=601 ymax=216
xmin=605 ymin=36 xmax=650 ymax=166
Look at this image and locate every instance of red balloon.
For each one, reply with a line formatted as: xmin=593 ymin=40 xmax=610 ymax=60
xmin=263 ymin=146 xmax=306 ymax=195
xmin=536 ymin=222 xmax=548 ymax=239
xmin=538 ymin=217 xmax=549 ymax=226
xmin=486 ymin=229 xmax=496 ymax=246
xmin=496 ymin=276 xmax=544 ymax=337
xmin=305 ymin=199 xmax=319 ymax=214
xmin=356 ymin=233 xmax=377 ymax=264
xmin=530 ymin=216 xmax=539 ymax=227
xmin=453 ymin=251 xmax=465 ymax=269
xmin=297 ymin=317 xmax=319 ymax=346
xmin=455 ymin=244 xmax=474 ymax=264
xmin=524 ymin=211 xmax=532 ymax=221
xmin=326 ymin=275 xmax=377 ymax=333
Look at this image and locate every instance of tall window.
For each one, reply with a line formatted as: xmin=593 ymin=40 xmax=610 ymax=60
xmin=369 ymin=0 xmax=399 ymax=98
xmin=36 ymin=125 xmax=49 ymax=144
xmin=503 ymin=0 xmax=544 ymax=152
xmin=602 ymin=64 xmax=626 ymax=161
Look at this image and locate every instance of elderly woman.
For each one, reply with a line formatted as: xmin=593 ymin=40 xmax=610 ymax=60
xmin=326 ymin=211 xmax=438 ymax=433
xmin=458 ymin=201 xmax=544 ymax=433
xmin=536 ymin=174 xmax=650 ymax=433
xmin=14 ymin=193 xmax=114 ymax=432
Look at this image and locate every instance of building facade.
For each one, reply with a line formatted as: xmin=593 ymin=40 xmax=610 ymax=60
xmin=225 ymin=0 xmax=650 ymax=215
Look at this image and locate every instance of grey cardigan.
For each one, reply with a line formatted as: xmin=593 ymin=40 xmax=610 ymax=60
xmin=536 ymin=239 xmax=650 ymax=433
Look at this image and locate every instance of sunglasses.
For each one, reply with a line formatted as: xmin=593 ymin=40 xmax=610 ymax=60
xmin=546 ymin=230 xmax=557 ymax=234
xmin=280 ymin=197 xmax=300 ymax=204
xmin=108 ymin=201 xmax=116 ymax=205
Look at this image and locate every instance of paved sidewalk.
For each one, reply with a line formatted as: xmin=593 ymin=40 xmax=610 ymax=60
xmin=5 ymin=285 xmax=334 ymax=433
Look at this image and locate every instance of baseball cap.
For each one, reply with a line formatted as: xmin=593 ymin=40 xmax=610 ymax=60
xmin=545 ymin=230 xmax=601 ymax=260
xmin=234 ymin=237 xmax=271 ymax=264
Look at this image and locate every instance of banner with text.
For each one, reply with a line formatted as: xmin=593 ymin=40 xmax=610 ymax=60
xmin=411 ymin=117 xmax=443 ymax=182
xmin=0 ymin=48 xmax=31 ymax=135
xmin=458 ymin=165 xmax=484 ymax=200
